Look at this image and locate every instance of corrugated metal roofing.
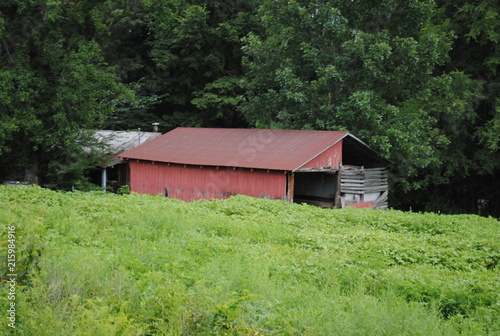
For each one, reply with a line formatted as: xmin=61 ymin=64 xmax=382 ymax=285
xmin=119 ymin=127 xmax=352 ymax=171
xmin=90 ymin=130 xmax=162 ymax=167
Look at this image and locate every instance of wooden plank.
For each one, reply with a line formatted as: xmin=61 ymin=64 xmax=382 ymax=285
xmin=341 ymin=190 xmax=365 ymax=194
xmin=341 ymin=178 xmax=365 ymax=181
xmin=373 ymin=191 xmax=388 ymax=209
xmin=365 ymin=185 xmax=388 ymax=190
xmin=341 ymin=187 xmax=387 ymax=193
xmin=342 ymin=165 xmax=363 ymax=170
xmin=364 ymin=181 xmax=387 ymax=187
xmin=365 ymin=167 xmax=386 ymax=170
xmin=294 ymin=168 xmax=339 ymax=173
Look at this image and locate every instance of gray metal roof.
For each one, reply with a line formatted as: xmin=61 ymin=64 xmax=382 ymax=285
xmin=90 ymin=130 xmax=162 ymax=168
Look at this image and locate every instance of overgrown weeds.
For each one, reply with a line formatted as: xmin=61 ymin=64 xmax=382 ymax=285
xmin=0 ymin=186 xmax=498 ymax=335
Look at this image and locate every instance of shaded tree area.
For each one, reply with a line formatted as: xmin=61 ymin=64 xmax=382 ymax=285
xmin=397 ymin=0 xmax=500 ymax=216
xmin=0 ymin=0 xmax=132 ymax=189
xmin=239 ymin=0 xmax=499 ymax=217
xmin=428 ymin=0 xmax=499 ymax=216
xmin=99 ymin=0 xmax=259 ymax=130
xmin=0 ymin=0 xmax=498 ymax=216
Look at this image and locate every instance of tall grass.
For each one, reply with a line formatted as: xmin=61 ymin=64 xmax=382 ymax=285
xmin=1 ymin=186 xmax=498 ymax=335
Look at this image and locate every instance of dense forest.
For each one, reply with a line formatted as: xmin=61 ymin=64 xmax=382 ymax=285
xmin=0 ymin=0 xmax=498 ymax=216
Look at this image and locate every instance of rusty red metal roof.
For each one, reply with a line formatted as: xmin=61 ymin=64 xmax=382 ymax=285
xmin=119 ymin=127 xmax=351 ymax=171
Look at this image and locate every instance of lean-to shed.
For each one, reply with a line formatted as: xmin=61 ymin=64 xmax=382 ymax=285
xmin=88 ymin=130 xmax=162 ymax=190
xmin=119 ymin=127 xmax=390 ymax=208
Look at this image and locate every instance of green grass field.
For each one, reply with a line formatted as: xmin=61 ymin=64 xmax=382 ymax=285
xmin=1 ymin=186 xmax=499 ymax=335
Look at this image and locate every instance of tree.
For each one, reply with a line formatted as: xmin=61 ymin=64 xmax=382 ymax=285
xmin=239 ymin=0 xmax=496 ymax=214
xmin=0 ymin=0 xmax=131 ymax=187
xmin=133 ymin=0 xmax=258 ymax=129
xmin=420 ymin=0 xmax=500 ymax=215
xmin=94 ymin=0 xmax=166 ymax=130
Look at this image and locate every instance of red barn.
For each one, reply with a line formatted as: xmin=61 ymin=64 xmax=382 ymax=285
xmin=119 ymin=128 xmax=389 ymax=208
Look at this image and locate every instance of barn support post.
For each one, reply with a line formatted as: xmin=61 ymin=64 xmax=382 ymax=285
xmin=287 ymin=172 xmax=294 ymax=202
xmin=101 ymin=168 xmax=107 ymax=191
xmin=335 ymin=170 xmax=342 ymax=208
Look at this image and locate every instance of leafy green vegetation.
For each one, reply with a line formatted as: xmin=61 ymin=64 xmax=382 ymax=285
xmin=1 ymin=186 xmax=498 ymax=335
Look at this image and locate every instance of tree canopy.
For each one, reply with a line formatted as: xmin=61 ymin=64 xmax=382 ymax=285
xmin=0 ymin=0 xmax=498 ymax=215
xmin=0 ymin=0 xmax=131 ymax=188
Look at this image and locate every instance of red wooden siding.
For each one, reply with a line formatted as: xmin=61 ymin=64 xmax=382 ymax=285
xmin=299 ymin=141 xmax=342 ymax=169
xmin=129 ymin=160 xmax=287 ymax=201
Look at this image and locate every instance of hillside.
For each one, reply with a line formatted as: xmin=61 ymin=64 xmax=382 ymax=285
xmin=1 ymin=186 xmax=499 ymax=335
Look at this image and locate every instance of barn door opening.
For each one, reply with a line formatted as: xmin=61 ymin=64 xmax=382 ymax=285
xmin=293 ymin=172 xmax=337 ymax=208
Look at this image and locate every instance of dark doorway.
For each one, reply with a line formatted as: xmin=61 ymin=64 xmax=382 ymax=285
xmin=88 ymin=164 xmax=129 ymax=192
xmin=293 ymin=172 xmax=337 ymax=208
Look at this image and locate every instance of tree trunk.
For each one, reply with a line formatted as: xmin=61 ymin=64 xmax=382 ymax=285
xmin=24 ymin=151 xmax=40 ymax=184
